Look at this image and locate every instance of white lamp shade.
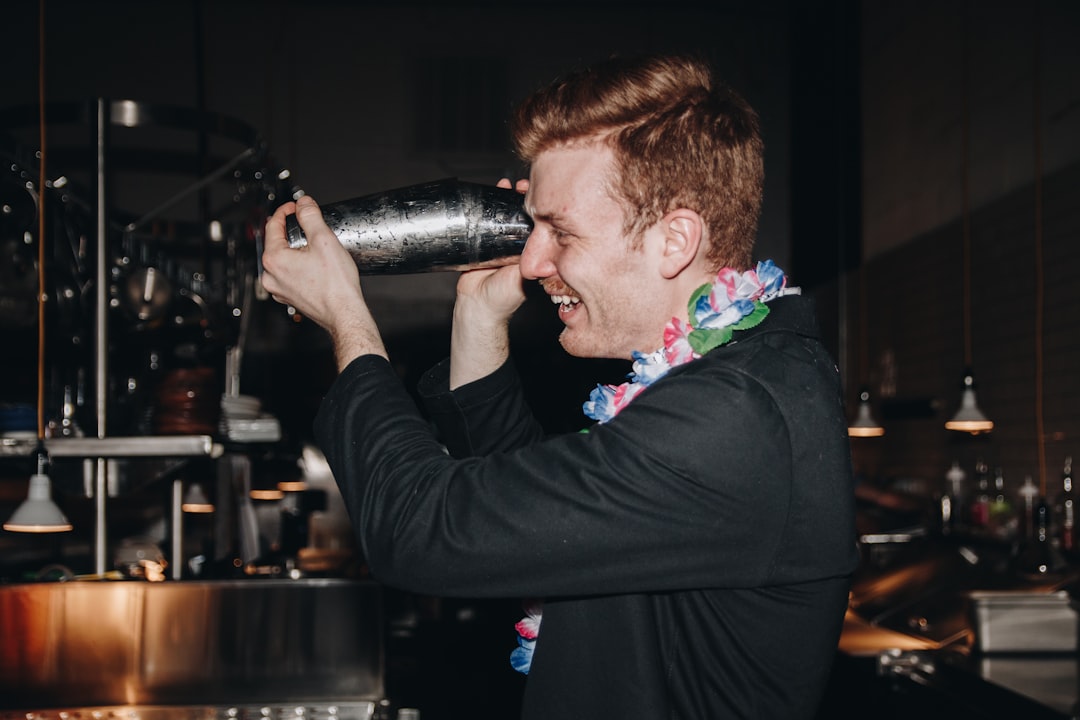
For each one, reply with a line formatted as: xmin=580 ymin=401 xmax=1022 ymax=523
xmin=945 ymin=386 xmax=994 ymax=434
xmin=3 ymin=473 xmax=73 ymax=533
xmin=848 ymin=389 xmax=885 ymax=438
xmin=181 ymin=482 xmax=215 ymax=513
xmin=848 ymin=401 xmax=885 ymax=437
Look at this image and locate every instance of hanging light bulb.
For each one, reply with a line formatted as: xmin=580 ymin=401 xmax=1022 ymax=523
xmin=181 ymin=482 xmax=215 ymax=513
xmin=848 ymin=387 xmax=885 ymax=438
xmin=4 ymin=452 xmax=73 ymax=533
xmin=945 ymin=368 xmax=993 ymax=434
xmin=5 ymin=75 xmax=74 ymax=535
xmin=944 ymin=17 xmax=993 ymax=439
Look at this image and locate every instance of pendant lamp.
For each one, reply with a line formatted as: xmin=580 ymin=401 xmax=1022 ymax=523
xmin=4 ymin=452 xmax=73 ymax=533
xmin=4 ymin=12 xmax=73 ymax=535
xmin=181 ymin=482 xmax=215 ymax=513
xmin=849 ymin=387 xmax=885 ymax=438
xmin=847 ymin=267 xmax=884 ymax=438
xmin=945 ymin=370 xmax=993 ymax=434
xmin=946 ymin=17 xmax=993 ymax=435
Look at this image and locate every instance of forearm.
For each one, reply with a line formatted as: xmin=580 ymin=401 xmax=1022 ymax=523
xmin=447 ymin=264 xmax=524 ymax=390
xmin=448 ymin=300 xmax=511 ymax=389
xmin=327 ymin=296 xmax=389 ymax=372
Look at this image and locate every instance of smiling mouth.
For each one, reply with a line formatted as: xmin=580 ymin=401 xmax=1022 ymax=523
xmin=540 ymin=279 xmax=582 ymax=314
xmin=551 ymin=294 xmax=581 ymax=314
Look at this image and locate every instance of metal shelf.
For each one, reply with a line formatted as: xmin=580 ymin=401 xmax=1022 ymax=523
xmin=1 ymin=435 xmax=219 ymax=458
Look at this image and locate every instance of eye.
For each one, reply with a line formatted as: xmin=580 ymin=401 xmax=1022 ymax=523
xmin=550 ymin=226 xmax=572 ymax=245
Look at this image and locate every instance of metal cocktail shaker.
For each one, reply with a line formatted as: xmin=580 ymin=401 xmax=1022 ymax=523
xmin=285 ymin=178 xmax=532 ymax=274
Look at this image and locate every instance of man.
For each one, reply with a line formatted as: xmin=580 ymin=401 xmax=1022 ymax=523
xmin=260 ymin=53 xmax=857 ymax=719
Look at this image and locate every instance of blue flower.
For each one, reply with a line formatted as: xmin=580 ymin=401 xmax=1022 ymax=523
xmin=582 ymin=384 xmax=618 ymax=423
xmin=756 ymin=259 xmax=786 ymax=297
xmin=510 ymin=636 xmax=536 ymax=674
xmin=630 ymin=349 xmax=670 ymax=386
xmin=696 ymin=297 xmax=754 ymax=330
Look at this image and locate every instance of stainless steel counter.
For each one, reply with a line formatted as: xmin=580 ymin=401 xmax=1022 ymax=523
xmin=0 ymin=703 xmax=383 ymax=720
xmin=0 ymin=579 xmax=384 ymax=711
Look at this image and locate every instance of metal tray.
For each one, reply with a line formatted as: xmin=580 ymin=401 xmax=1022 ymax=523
xmin=967 ymin=589 xmax=1078 ymax=653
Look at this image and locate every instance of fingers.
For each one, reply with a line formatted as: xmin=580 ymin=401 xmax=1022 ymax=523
xmin=293 ymin=195 xmax=329 ymax=245
xmin=261 ymin=201 xmax=296 ymax=300
xmin=497 ymin=177 xmax=530 ymax=195
xmin=264 ymin=200 xmax=298 ymax=252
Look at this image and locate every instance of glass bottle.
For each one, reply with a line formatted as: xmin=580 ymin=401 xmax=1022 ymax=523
xmin=283 ymin=178 xmax=533 ymax=274
xmin=1060 ymin=456 xmax=1076 ymax=561
xmin=943 ymin=461 xmax=966 ymax=535
xmin=989 ymin=467 xmax=1015 ymax=540
xmin=970 ymin=459 xmax=991 ymax=530
xmin=1017 ymin=475 xmax=1039 ymax=545
xmin=1020 ymin=492 xmax=1053 ymax=575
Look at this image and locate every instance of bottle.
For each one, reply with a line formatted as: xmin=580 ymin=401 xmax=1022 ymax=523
xmin=284 ymin=178 xmax=533 ymax=274
xmin=1060 ymin=456 xmax=1076 ymax=560
xmin=1020 ymin=492 xmax=1053 ymax=575
xmin=970 ymin=459 xmax=991 ymax=530
xmin=943 ymin=461 xmax=966 ymax=534
xmin=988 ymin=467 xmax=1015 ymax=540
xmin=1017 ymin=475 xmax=1039 ymax=544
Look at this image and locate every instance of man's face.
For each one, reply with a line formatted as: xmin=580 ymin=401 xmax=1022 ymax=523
xmin=520 ymin=142 xmax=676 ymax=359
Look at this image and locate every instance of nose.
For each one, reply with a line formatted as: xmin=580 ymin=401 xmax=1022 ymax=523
xmin=518 ymin=230 xmax=556 ymax=281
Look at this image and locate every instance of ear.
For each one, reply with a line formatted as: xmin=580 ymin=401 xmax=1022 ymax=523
xmin=657 ymin=208 xmax=704 ymax=279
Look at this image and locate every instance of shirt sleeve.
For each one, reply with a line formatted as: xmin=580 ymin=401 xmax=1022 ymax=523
xmin=415 ymin=357 xmax=546 ymax=457
xmin=313 ymin=348 xmax=838 ymax=601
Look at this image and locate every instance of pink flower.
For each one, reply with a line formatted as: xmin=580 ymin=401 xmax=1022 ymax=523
xmin=515 ymin=599 xmax=543 ymax=641
xmin=664 ymin=318 xmax=697 ymax=366
xmin=611 ymin=382 xmax=647 ymax=413
xmin=716 ymin=267 xmax=765 ymax=302
xmin=515 ymin=610 xmax=542 ymax=640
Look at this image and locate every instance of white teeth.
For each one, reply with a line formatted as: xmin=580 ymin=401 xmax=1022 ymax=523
xmin=550 ymin=294 xmax=580 ymax=306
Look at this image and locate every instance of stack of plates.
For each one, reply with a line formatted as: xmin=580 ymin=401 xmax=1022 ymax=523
xmin=220 ymin=394 xmax=262 ymax=420
xmin=220 ymin=394 xmax=281 ymax=443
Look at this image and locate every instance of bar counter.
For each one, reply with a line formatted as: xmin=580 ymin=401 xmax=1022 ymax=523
xmin=819 ymin=485 xmax=1080 ymax=719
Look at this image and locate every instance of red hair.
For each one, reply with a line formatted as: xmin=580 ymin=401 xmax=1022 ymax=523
xmin=512 ymin=54 xmax=764 ymax=271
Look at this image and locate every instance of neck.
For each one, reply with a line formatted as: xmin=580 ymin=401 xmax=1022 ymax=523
xmin=584 ymin=260 xmax=795 ymax=423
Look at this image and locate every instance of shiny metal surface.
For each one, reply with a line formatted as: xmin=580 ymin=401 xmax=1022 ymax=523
xmin=0 ymin=579 xmax=384 ymax=710
xmin=0 ymin=703 xmax=382 ymax=720
xmin=0 ymin=435 xmax=218 ymax=458
xmin=285 ymin=179 xmax=532 ymax=274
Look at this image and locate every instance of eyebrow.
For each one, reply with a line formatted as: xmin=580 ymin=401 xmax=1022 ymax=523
xmin=524 ymin=199 xmax=567 ymax=226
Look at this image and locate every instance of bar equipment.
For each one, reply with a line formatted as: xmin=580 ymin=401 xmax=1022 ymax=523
xmin=285 ymin=178 xmax=531 ymax=274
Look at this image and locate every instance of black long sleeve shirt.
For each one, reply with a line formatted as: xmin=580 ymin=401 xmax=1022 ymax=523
xmin=315 ymin=295 xmax=858 ymax=719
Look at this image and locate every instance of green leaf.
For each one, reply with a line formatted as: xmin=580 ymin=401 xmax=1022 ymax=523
xmin=731 ymin=302 xmax=770 ymax=331
xmin=686 ymin=283 xmax=712 ymax=326
xmin=688 ymin=327 xmax=733 ymax=355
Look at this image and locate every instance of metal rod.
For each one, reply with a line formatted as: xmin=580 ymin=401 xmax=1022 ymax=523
xmin=94 ymin=98 xmax=108 ymax=577
xmin=171 ymin=478 xmax=183 ymax=580
xmin=122 ymin=146 xmax=257 ymax=234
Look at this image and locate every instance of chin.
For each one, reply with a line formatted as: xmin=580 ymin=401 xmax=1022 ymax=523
xmin=557 ymin=330 xmax=633 ymax=361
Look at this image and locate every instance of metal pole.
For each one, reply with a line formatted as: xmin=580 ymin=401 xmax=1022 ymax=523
xmin=94 ymin=98 xmax=108 ymax=577
xmin=171 ymin=478 xmax=183 ymax=580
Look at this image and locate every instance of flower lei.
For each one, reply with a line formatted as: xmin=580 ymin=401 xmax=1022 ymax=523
xmin=510 ymin=260 xmax=796 ymax=674
xmin=582 ymin=259 xmax=797 ymax=423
